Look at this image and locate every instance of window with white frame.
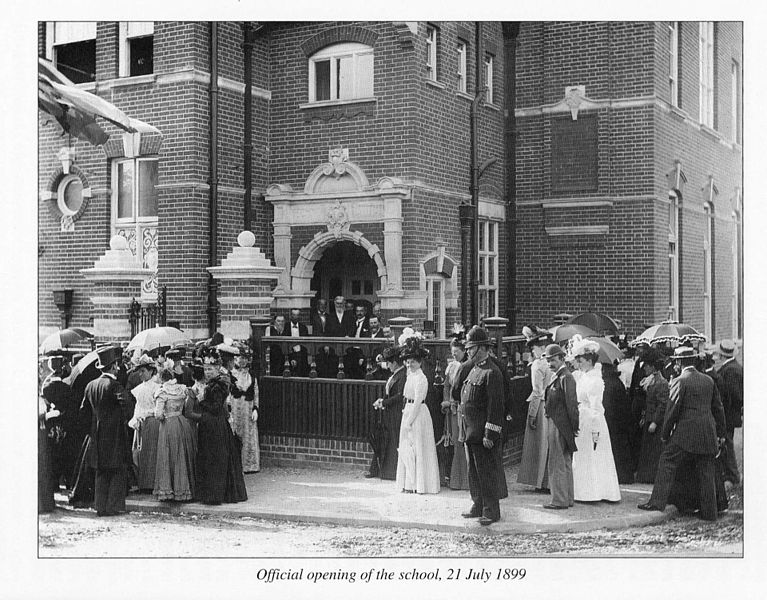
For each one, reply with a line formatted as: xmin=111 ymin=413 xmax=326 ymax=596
xmin=731 ymin=60 xmax=741 ymax=144
xmin=703 ymin=202 xmax=714 ymax=339
xmin=45 ymin=21 xmax=96 ymax=84
xmin=479 ymin=219 xmax=499 ymax=319
xmin=668 ymin=191 xmax=680 ymax=321
xmin=426 ymin=25 xmax=438 ymax=81
xmin=308 ymin=42 xmax=374 ymax=103
xmin=119 ymin=22 xmax=154 ymax=77
xmin=699 ymin=21 xmax=715 ymax=128
xmin=668 ymin=22 xmax=680 ymax=107
xmin=483 ymin=53 xmax=494 ymax=104
xmin=456 ymin=40 xmax=467 ymax=93
xmin=426 ymin=276 xmax=446 ymax=339
xmin=112 ymin=157 xmax=160 ymax=298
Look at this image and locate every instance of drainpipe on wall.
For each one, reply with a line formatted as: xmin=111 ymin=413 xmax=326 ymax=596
xmin=502 ymin=22 xmax=519 ymax=333
xmin=468 ymin=21 xmax=484 ymax=326
xmin=242 ymin=22 xmax=256 ymax=233
xmin=207 ymin=22 xmax=220 ymax=336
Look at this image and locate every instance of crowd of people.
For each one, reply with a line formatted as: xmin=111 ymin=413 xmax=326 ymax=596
xmin=39 ymin=338 xmax=255 ymax=516
xmin=39 ymin=305 xmax=742 ymax=528
xmin=515 ymin=328 xmax=742 ymax=520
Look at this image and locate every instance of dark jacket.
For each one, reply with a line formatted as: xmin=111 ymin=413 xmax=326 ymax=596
xmin=643 ymin=372 xmax=669 ymax=426
xmin=717 ymin=358 xmax=743 ymax=428
xmin=460 ymin=358 xmax=505 ymax=444
xmin=84 ymin=374 xmax=133 ymax=470
xmin=352 ymin=317 xmax=371 ymax=338
xmin=326 ymin=309 xmax=355 ymax=337
xmin=662 ymin=367 xmax=726 ymax=454
xmin=382 ymin=366 xmax=407 ymax=410
xmin=311 ymin=311 xmax=331 ymax=336
xmin=287 ymin=321 xmax=309 ymax=337
xmin=544 ymin=366 xmax=579 ymax=454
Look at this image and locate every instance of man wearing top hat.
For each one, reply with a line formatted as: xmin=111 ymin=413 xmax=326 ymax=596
xmin=84 ymin=346 xmax=134 ymax=516
xmin=638 ymin=346 xmax=726 ymax=520
xmin=541 ymin=343 xmax=580 ymax=509
xmin=459 ymin=326 xmax=508 ymax=525
xmin=713 ymin=340 xmax=743 ymax=488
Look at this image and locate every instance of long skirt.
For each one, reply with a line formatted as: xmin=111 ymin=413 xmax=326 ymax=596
xmin=39 ymin=426 xmax=55 ymax=513
xmin=133 ymin=417 xmax=160 ymax=491
xmin=517 ymin=404 xmax=549 ymax=489
xmin=444 ymin=411 xmax=469 ymax=490
xmin=154 ymin=415 xmax=197 ymax=501
xmin=230 ymin=397 xmax=260 ymax=473
xmin=572 ymin=414 xmax=621 ymax=502
xmin=396 ymin=404 xmax=440 ymax=494
xmin=195 ymin=413 xmax=247 ymax=505
xmin=635 ymin=425 xmax=664 ymax=483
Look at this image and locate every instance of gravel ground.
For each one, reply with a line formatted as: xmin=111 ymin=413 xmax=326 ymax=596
xmin=38 ymin=484 xmax=742 ymax=558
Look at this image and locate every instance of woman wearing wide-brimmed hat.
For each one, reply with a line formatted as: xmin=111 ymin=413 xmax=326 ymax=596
xmin=517 ymin=326 xmax=554 ymax=491
xmin=184 ymin=349 xmax=247 ymax=505
xmin=368 ymin=345 xmax=406 ymax=480
xmin=395 ymin=332 xmax=440 ymax=494
xmin=569 ymin=338 xmax=621 ymax=502
xmin=229 ymin=344 xmax=260 ymax=474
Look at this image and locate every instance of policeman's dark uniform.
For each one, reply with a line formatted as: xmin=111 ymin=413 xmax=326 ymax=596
xmin=460 ymin=328 xmax=508 ymax=524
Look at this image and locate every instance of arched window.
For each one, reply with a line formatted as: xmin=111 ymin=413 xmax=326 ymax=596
xmin=308 ymin=43 xmax=374 ymax=103
xmin=668 ymin=190 xmax=681 ymax=321
xmin=703 ymin=201 xmax=715 ymax=339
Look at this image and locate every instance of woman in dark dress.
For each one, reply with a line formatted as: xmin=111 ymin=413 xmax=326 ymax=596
xmin=371 ymin=346 xmax=406 ymax=480
xmin=185 ymin=350 xmax=247 ymax=505
xmin=601 ymin=362 xmax=636 ymax=484
xmin=67 ymin=362 xmax=102 ymax=507
xmin=635 ymin=349 xmax=669 ymax=483
xmin=39 ymin=396 xmax=56 ymax=513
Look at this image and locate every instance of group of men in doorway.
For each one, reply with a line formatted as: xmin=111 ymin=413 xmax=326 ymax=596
xmin=264 ymin=296 xmax=386 ymax=378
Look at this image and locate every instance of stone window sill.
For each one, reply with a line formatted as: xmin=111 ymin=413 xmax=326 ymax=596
xmin=425 ymin=78 xmax=446 ymax=90
xmin=299 ymin=97 xmax=377 ymax=110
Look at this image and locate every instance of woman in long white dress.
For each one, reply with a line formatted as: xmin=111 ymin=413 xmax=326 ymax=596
xmin=570 ymin=338 xmax=621 ymax=502
xmin=395 ymin=338 xmax=440 ymax=494
xmin=230 ymin=352 xmax=260 ymax=473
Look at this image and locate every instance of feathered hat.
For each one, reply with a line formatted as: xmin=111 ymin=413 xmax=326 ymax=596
xmin=522 ymin=324 xmax=552 ymax=348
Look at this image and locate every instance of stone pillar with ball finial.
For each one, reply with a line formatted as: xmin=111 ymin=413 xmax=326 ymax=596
xmin=80 ymin=235 xmax=152 ymax=343
xmin=207 ymin=231 xmax=284 ymax=340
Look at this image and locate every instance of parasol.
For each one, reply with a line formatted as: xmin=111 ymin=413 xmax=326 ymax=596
xmin=367 ymin=409 xmax=388 ymax=474
xmin=64 ymin=349 xmax=100 ymax=387
xmin=584 ymin=336 xmax=625 ymax=364
xmin=126 ymin=326 xmax=191 ymax=352
xmin=632 ymin=321 xmax=706 ymax=346
xmin=549 ymin=323 xmax=598 ymax=343
xmin=566 ymin=312 xmax=620 ymax=336
xmin=39 ymin=327 xmax=94 ymax=354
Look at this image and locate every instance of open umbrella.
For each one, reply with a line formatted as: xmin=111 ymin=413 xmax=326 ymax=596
xmin=127 ymin=326 xmax=191 ymax=352
xmin=549 ymin=323 xmax=598 ymax=343
xmin=64 ymin=349 xmax=100 ymax=387
xmin=39 ymin=328 xmax=94 ymax=354
xmin=566 ymin=312 xmax=620 ymax=335
xmin=632 ymin=321 xmax=706 ymax=346
xmin=585 ymin=336 xmax=625 ymax=364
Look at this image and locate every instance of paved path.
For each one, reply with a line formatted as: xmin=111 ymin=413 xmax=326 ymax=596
xmin=112 ymin=463 xmax=673 ymax=534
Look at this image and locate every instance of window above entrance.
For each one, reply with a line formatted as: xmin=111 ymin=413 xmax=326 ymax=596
xmin=308 ymin=43 xmax=374 ymax=104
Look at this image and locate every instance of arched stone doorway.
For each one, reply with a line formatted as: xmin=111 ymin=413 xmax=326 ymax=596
xmin=310 ymin=241 xmax=380 ymax=309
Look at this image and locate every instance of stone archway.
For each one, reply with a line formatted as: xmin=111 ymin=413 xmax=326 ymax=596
xmin=291 ymin=229 xmax=388 ymax=295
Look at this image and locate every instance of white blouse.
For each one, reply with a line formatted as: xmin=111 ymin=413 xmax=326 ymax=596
xmin=402 ymin=368 xmax=429 ymax=428
xmin=575 ymin=363 xmax=605 ymax=431
xmin=129 ymin=379 xmax=160 ymax=428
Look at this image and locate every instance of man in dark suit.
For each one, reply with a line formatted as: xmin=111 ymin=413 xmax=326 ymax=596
xmin=714 ymin=340 xmax=743 ymax=487
xmin=311 ymin=298 xmax=331 ymax=336
xmin=327 ymin=295 xmax=355 ymax=337
xmin=639 ymin=346 xmax=726 ymax=521
xmin=84 ymin=346 xmax=133 ymax=516
xmin=265 ymin=314 xmax=289 ymax=376
xmin=541 ymin=343 xmax=579 ymax=509
xmin=459 ymin=326 xmax=507 ymax=526
xmin=352 ymin=304 xmax=371 ymax=338
xmin=287 ymin=308 xmax=310 ymax=377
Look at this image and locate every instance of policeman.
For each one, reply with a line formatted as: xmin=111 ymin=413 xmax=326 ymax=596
xmin=459 ymin=326 xmax=508 ymax=525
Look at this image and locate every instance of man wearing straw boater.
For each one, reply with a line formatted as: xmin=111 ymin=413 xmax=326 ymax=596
xmin=84 ymin=346 xmax=133 ymax=516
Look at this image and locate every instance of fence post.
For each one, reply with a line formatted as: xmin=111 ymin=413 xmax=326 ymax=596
xmin=249 ymin=316 xmax=272 ymax=381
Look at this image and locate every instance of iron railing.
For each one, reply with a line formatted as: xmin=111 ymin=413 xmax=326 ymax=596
xmin=128 ymin=285 xmax=167 ymax=338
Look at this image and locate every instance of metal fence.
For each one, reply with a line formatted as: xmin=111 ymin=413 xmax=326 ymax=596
xmin=128 ymin=285 xmax=167 ymax=338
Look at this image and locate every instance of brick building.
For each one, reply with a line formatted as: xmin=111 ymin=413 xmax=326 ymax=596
xmin=38 ymin=21 xmax=743 ymax=344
